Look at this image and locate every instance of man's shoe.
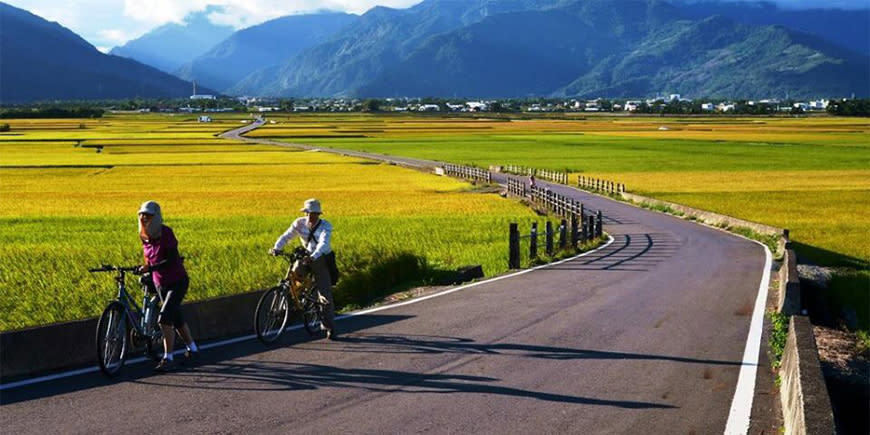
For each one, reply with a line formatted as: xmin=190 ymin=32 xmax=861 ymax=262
xmin=182 ymin=349 xmax=200 ymax=366
xmin=154 ymin=358 xmax=175 ymax=372
xmin=326 ymin=329 xmax=338 ymax=341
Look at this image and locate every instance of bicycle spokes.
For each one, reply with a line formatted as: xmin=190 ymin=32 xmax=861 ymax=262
xmin=104 ymin=312 xmax=124 ymax=368
xmin=255 ymin=287 xmax=291 ymax=344
xmin=265 ymin=296 xmax=287 ymax=337
xmin=96 ymin=303 xmax=128 ymax=376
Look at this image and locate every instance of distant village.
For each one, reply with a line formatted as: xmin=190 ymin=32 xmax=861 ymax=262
xmin=173 ymin=93 xmax=843 ymax=117
xmin=4 ymin=93 xmax=867 ymax=119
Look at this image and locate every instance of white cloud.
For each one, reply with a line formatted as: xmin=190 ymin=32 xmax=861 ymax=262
xmin=122 ymin=0 xmax=205 ymax=25
xmin=97 ymin=29 xmax=131 ymax=45
xmin=120 ymin=0 xmax=423 ymax=29
xmin=6 ymin=0 xmax=422 ymax=49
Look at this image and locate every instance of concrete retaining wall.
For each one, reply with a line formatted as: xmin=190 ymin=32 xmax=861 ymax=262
xmin=780 ymin=315 xmax=836 ymax=435
xmin=1 ymin=289 xmax=265 ymax=381
xmin=779 ymin=248 xmax=802 ymax=316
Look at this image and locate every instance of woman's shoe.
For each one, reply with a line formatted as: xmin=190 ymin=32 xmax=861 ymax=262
xmin=154 ymin=358 xmax=175 ymax=372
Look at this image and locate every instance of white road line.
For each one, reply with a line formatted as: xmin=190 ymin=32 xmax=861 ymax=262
xmin=1 ymin=236 xmax=615 ymax=391
xmin=724 ymin=240 xmax=773 ymax=434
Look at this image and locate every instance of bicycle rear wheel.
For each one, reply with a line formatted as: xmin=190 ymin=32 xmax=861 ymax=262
xmin=96 ymin=302 xmax=128 ymax=377
xmin=302 ymin=287 xmax=324 ymax=336
xmin=255 ymin=286 xmax=290 ymax=344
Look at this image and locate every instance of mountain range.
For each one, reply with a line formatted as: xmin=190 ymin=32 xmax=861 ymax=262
xmin=2 ymin=0 xmax=868 ymax=102
xmin=109 ymin=7 xmax=235 ymax=74
xmin=230 ymin=0 xmax=869 ymax=99
xmin=175 ymin=12 xmax=358 ymax=93
xmin=0 ymin=2 xmax=210 ymax=104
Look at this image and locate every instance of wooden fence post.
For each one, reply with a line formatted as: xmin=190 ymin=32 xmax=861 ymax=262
xmin=546 ymin=221 xmax=554 ymax=255
xmin=570 ymin=213 xmax=579 ymax=249
xmin=509 ymin=223 xmax=520 ymax=269
xmin=596 ymin=210 xmax=603 ymax=237
xmin=587 ymin=214 xmax=595 ymax=241
xmin=559 ymin=219 xmax=567 ymax=249
xmin=530 ymin=222 xmax=538 ymax=259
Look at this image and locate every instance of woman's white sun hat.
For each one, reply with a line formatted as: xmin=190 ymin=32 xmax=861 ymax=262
xmin=301 ymin=198 xmax=322 ymax=214
xmin=138 ymin=200 xmax=161 ymax=216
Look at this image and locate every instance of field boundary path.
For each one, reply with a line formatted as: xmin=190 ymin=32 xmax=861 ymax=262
xmin=1 ymin=120 xmax=774 ymax=434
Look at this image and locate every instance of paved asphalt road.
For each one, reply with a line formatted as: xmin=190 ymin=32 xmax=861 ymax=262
xmin=0 ymin=121 xmax=768 ymax=434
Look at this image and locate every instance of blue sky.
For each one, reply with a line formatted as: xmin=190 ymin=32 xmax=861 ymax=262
xmin=6 ymin=0 xmax=868 ymax=52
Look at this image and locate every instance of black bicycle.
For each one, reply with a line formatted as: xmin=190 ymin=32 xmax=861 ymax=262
xmin=89 ymin=264 xmax=163 ymax=377
xmin=254 ymin=247 xmax=326 ymax=344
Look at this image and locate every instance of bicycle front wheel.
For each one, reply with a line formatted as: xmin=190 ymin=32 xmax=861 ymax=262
xmin=255 ymin=286 xmax=290 ymax=344
xmin=96 ymin=302 xmax=128 ymax=377
xmin=302 ymin=288 xmax=324 ymax=336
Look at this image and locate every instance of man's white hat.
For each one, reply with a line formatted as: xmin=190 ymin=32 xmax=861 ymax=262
xmin=301 ymin=198 xmax=322 ymax=214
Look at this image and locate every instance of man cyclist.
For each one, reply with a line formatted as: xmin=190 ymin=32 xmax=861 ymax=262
xmin=269 ymin=198 xmax=337 ymax=340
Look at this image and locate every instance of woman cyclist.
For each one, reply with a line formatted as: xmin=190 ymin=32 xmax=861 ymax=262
xmin=137 ymin=200 xmax=200 ymax=371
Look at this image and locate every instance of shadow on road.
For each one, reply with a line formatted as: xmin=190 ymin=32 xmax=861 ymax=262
xmin=121 ymin=330 xmax=745 ymax=410
xmin=0 ymin=314 xmax=410 ymax=405
xmin=298 ymin=332 xmax=744 ymax=367
xmin=130 ymin=357 xmax=677 ymax=410
xmin=543 ymin=233 xmax=679 ymax=272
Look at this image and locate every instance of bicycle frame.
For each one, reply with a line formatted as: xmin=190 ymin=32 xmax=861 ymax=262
xmin=280 ymin=259 xmax=316 ymax=310
xmin=255 ymin=250 xmax=324 ymax=344
xmin=103 ymin=268 xmax=158 ymax=339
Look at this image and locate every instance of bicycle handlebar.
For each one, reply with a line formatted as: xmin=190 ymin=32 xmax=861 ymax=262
xmin=271 ymin=246 xmax=309 ymax=261
xmin=88 ymin=264 xmax=142 ymax=274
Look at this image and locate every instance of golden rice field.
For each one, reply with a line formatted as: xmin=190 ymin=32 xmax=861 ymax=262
xmin=246 ymin=114 xmax=870 ymax=146
xmin=0 ymin=115 xmax=549 ymax=331
xmin=3 ymin=113 xmax=868 ymax=331
xmin=254 ymin=113 xmax=870 ymax=328
xmin=256 ymin=114 xmax=869 ymax=262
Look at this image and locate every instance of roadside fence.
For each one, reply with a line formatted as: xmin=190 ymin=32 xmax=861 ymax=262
xmin=503 ymin=164 xmax=535 ymax=176
xmin=503 ymin=164 xmax=569 ymax=184
xmin=578 ymin=175 xmax=625 ymax=195
xmin=506 ymin=177 xmax=528 ymax=197
xmin=508 ymin=214 xmax=603 ymax=269
xmin=505 ymin=179 xmax=603 ymax=269
xmin=443 ymin=163 xmax=492 ymax=183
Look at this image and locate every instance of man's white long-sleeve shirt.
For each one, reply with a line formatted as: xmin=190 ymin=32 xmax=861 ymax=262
xmin=272 ymin=217 xmax=333 ymax=260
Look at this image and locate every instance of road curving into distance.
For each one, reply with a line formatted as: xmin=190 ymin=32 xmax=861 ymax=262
xmin=0 ymin=120 xmax=770 ymax=434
